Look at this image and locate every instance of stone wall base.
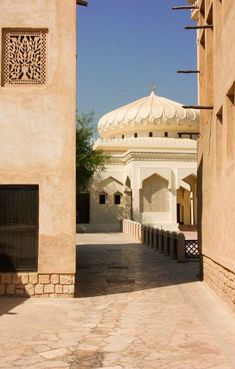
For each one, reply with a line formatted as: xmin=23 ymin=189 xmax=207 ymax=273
xmin=0 ymin=273 xmax=75 ymax=297
xmin=203 ymin=255 xmax=235 ymax=312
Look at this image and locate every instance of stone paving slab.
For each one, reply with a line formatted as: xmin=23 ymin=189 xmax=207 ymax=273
xmin=0 ymin=233 xmax=235 ymax=369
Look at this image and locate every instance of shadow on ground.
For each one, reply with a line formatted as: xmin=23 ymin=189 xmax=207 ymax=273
xmin=0 ymin=297 xmax=27 ymax=317
xmin=75 ymin=239 xmax=199 ymax=298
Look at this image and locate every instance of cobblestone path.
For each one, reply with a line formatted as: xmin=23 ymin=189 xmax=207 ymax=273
xmin=0 ymin=233 xmax=235 ymax=369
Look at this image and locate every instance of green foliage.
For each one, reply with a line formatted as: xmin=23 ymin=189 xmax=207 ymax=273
xmin=76 ymin=112 xmax=109 ymax=192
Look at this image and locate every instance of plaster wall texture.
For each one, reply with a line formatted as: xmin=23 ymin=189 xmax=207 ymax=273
xmin=0 ymin=0 xmax=76 ymax=274
xmin=199 ymin=0 xmax=235 ymax=272
xmin=195 ymin=0 xmax=235 ymax=308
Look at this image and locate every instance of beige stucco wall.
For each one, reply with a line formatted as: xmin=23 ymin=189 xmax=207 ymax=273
xmin=0 ymin=0 xmax=76 ymax=274
xmin=197 ymin=0 xmax=235 ymax=273
xmin=90 ymin=176 xmax=128 ymax=231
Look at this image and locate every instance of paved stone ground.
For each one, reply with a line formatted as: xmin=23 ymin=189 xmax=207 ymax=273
xmin=0 ymin=233 xmax=235 ymax=369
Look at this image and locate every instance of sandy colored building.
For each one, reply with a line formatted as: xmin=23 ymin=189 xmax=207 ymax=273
xmin=77 ymin=90 xmax=199 ymax=232
xmin=0 ymin=0 xmax=86 ymax=297
xmin=188 ymin=0 xmax=235 ymax=311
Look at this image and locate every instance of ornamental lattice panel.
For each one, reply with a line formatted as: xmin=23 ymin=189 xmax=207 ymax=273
xmin=2 ymin=29 xmax=48 ymax=86
xmin=141 ymin=174 xmax=169 ymax=212
xmin=185 ymin=240 xmax=199 ymax=258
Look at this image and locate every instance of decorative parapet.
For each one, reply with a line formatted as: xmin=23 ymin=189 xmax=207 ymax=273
xmin=94 ymin=137 xmax=198 ymax=149
xmin=95 ymin=137 xmax=198 ymax=164
xmin=123 ymin=151 xmax=197 ymax=163
xmin=0 ymin=273 xmax=75 ymax=297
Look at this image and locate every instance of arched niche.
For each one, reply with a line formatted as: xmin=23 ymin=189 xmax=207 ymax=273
xmin=140 ymin=173 xmax=170 ymax=213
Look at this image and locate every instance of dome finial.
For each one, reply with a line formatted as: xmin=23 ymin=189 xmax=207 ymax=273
xmin=150 ymin=82 xmax=157 ymax=95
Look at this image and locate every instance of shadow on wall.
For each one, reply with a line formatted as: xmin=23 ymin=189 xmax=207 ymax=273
xmin=75 ymin=241 xmax=199 ymax=298
xmin=197 ymin=156 xmax=203 ymax=280
xmin=0 ymin=254 xmax=28 ymax=317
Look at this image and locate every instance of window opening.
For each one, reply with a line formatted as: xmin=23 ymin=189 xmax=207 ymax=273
xmin=99 ymin=194 xmax=106 ymax=205
xmin=216 ymin=106 xmax=223 ymax=173
xmin=0 ymin=185 xmax=39 ymax=272
xmin=226 ymin=82 xmax=235 ymax=159
xmin=114 ymin=194 xmax=121 ymax=205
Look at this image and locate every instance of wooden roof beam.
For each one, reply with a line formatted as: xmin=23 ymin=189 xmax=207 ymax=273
xmin=177 ymin=70 xmax=200 ymax=74
xmin=172 ymin=6 xmax=199 ymax=10
xmin=76 ymin=0 xmax=88 ymax=6
xmin=182 ymin=105 xmax=213 ymax=110
xmin=185 ymin=25 xmax=213 ymax=30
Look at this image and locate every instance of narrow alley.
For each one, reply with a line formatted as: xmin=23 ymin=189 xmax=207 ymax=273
xmin=0 ymin=233 xmax=235 ymax=369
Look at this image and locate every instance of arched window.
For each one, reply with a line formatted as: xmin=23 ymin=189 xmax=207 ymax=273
xmin=122 ymin=134 xmax=125 ymax=139
xmin=149 ymin=132 xmax=153 ymax=137
xmin=134 ymin=133 xmax=138 ymax=138
xmin=140 ymin=174 xmax=169 ymax=212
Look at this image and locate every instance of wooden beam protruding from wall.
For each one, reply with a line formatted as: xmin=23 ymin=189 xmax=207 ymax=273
xmin=185 ymin=25 xmax=213 ymax=30
xmin=182 ymin=106 xmax=213 ymax=110
xmin=177 ymin=70 xmax=200 ymax=74
xmin=77 ymin=0 xmax=88 ymax=6
xmin=172 ymin=6 xmax=199 ymax=10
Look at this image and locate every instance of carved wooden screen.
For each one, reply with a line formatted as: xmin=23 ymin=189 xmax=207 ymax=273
xmin=2 ymin=28 xmax=48 ymax=86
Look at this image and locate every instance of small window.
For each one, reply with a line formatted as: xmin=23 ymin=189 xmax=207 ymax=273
xmin=149 ymin=132 xmax=153 ymax=137
xmin=114 ymin=194 xmax=121 ymax=205
xmin=134 ymin=133 xmax=138 ymax=138
xmin=227 ymin=82 xmax=235 ymax=159
xmin=216 ymin=106 xmax=223 ymax=173
xmin=216 ymin=106 xmax=223 ymax=124
xmin=122 ymin=134 xmax=125 ymax=139
xmin=99 ymin=194 xmax=106 ymax=205
xmin=164 ymin=132 xmax=168 ymax=137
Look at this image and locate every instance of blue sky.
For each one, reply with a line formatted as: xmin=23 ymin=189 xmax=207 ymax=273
xmin=76 ymin=0 xmax=198 ymax=129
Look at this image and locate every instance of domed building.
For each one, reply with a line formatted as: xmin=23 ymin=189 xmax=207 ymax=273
xmin=77 ymin=89 xmax=199 ymax=232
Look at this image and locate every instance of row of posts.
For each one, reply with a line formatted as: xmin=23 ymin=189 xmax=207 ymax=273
xmin=123 ymin=219 xmax=186 ymax=262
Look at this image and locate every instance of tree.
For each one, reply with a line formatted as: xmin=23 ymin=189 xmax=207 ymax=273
xmin=76 ymin=112 xmax=109 ymax=192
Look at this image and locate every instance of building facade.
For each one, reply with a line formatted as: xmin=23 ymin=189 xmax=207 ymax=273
xmin=78 ymin=90 xmax=199 ymax=232
xmin=0 ymin=0 xmax=85 ymax=297
xmin=189 ymin=0 xmax=235 ymax=311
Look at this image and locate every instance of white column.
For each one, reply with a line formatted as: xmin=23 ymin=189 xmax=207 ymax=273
xmin=170 ymin=188 xmax=178 ymax=225
xmin=170 ymin=169 xmax=178 ymax=229
xmin=190 ymin=191 xmax=194 ymax=225
xmin=132 ymin=186 xmax=141 ymax=222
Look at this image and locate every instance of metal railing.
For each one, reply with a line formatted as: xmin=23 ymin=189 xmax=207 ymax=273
xmin=185 ymin=240 xmax=199 ymax=258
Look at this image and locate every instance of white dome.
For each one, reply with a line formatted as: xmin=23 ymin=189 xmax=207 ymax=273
xmin=98 ymin=91 xmax=199 ymax=139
